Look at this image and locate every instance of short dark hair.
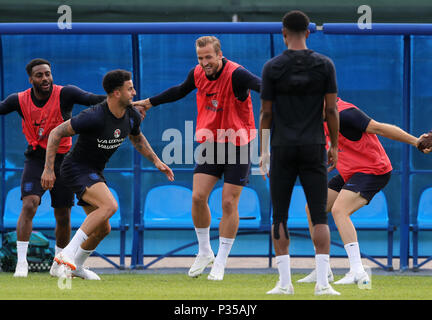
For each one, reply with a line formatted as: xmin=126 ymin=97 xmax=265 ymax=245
xmin=102 ymin=69 xmax=132 ymax=94
xmin=282 ymin=10 xmax=310 ymax=33
xmin=26 ymin=58 xmax=51 ymax=76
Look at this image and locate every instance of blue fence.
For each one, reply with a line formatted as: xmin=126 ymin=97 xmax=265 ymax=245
xmin=0 ymin=22 xmax=431 ymax=270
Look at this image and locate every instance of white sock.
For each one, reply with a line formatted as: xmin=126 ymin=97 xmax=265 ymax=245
xmin=74 ymin=246 xmax=94 ymax=269
xmin=344 ymin=242 xmax=365 ymax=273
xmin=276 ymin=255 xmax=291 ymax=288
xmin=214 ymin=237 xmax=235 ymax=267
xmin=315 ymin=254 xmax=330 ymax=287
xmin=195 ymin=227 xmax=212 ymax=256
xmin=62 ymin=229 xmax=88 ymax=258
xmin=55 ymin=245 xmax=63 ymax=256
xmin=16 ymin=241 xmax=29 ymax=264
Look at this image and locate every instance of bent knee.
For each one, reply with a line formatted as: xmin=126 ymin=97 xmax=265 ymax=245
xmin=192 ymin=192 xmax=208 ymax=206
xmin=21 ymin=196 xmax=40 ymax=216
xmin=221 ymin=197 xmax=238 ymax=213
xmin=101 ymin=200 xmax=118 ymax=219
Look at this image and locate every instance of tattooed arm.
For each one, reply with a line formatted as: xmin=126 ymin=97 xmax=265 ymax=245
xmin=129 ymin=133 xmax=174 ymax=181
xmin=41 ymin=120 xmax=76 ymax=190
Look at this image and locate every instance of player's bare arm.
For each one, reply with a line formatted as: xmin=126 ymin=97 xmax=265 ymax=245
xmin=259 ymin=99 xmax=272 ymax=179
xmin=366 ymin=120 xmax=419 ymax=147
xmin=324 ymin=93 xmax=339 ymax=172
xmin=41 ymin=120 xmax=76 ymax=190
xmin=129 ymin=133 xmax=174 ymax=181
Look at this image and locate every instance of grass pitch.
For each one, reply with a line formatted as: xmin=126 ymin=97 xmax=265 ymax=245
xmin=1 ymin=272 xmax=432 ymax=300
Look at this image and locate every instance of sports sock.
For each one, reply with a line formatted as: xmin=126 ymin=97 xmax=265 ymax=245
xmin=195 ymin=227 xmax=213 ymax=256
xmin=315 ymin=254 xmax=330 ymax=287
xmin=74 ymin=246 xmax=94 ymax=269
xmin=62 ymin=228 xmax=88 ymax=259
xmin=55 ymin=245 xmax=63 ymax=256
xmin=276 ymin=254 xmax=291 ymax=288
xmin=214 ymin=237 xmax=235 ymax=267
xmin=16 ymin=241 xmax=29 ymax=264
xmin=344 ymin=242 xmax=365 ymax=273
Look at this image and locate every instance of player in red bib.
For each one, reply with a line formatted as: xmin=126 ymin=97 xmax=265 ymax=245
xmin=0 ymin=59 xmax=145 ymax=279
xmin=298 ymin=98 xmax=421 ymax=285
xmin=134 ymin=36 xmax=261 ymax=281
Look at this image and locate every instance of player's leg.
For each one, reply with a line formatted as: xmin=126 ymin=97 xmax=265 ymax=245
xmin=331 ymin=189 xmax=368 ymax=284
xmin=14 ymin=157 xmax=45 ymax=277
xmin=49 ymin=207 xmax=71 ymax=277
xmin=50 ymin=155 xmax=73 ymax=252
xmin=70 ymin=205 xmax=105 ymax=280
xmin=188 ymin=172 xmax=219 ymax=277
xmin=53 ymin=208 xmax=71 ymax=250
xmin=298 ymin=175 xmax=342 ymax=283
xmin=56 ymin=182 xmax=117 ymax=270
xmin=14 ymin=195 xmax=40 ymax=277
xmin=208 ymin=182 xmax=242 ymax=281
xmin=208 ymin=143 xmax=251 ymax=281
xmin=299 ymin=144 xmax=339 ymax=295
xmin=266 ymin=146 xmax=296 ymax=295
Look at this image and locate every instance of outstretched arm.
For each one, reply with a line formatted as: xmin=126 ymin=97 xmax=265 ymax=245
xmin=325 ymin=93 xmax=339 ymax=172
xmin=41 ymin=120 xmax=76 ymax=190
xmin=259 ymin=99 xmax=272 ymax=179
xmin=129 ymin=133 xmax=174 ymax=181
xmin=132 ymin=68 xmax=196 ymax=112
xmin=366 ymin=120 xmax=418 ymax=147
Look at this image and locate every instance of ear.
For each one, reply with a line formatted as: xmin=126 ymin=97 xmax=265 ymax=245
xmin=217 ymin=49 xmax=223 ymax=59
xmin=28 ymin=76 xmax=33 ymax=85
xmin=305 ymin=29 xmax=311 ymax=39
xmin=113 ymin=89 xmax=121 ymax=98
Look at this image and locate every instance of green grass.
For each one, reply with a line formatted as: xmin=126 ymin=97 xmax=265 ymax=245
xmin=1 ymin=272 xmax=432 ymax=300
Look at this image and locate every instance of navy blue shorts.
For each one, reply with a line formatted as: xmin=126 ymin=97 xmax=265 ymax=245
xmin=60 ymin=159 xmax=106 ymax=207
xmin=21 ymin=154 xmax=74 ymax=208
xmin=328 ymin=172 xmax=392 ymax=203
xmin=193 ymin=142 xmax=251 ymax=186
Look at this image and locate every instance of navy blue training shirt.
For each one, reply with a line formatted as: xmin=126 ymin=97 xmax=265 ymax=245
xmin=66 ymin=101 xmax=142 ymax=171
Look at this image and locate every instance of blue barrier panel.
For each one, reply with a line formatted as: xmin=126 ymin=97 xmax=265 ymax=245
xmin=0 ymin=22 xmax=431 ymax=270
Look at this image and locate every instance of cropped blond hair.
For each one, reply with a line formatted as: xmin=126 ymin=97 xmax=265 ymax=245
xmin=195 ymin=36 xmax=221 ymax=54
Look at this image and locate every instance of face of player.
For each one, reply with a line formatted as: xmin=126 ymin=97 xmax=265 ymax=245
xmin=116 ymin=80 xmax=136 ymax=106
xmin=196 ymin=43 xmax=223 ymax=77
xmin=29 ymin=64 xmax=53 ymax=97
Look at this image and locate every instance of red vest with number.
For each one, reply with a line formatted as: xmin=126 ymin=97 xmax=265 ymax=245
xmin=194 ymin=59 xmax=256 ymax=146
xmin=324 ymin=98 xmax=392 ymax=181
xmin=18 ymin=84 xmax=71 ymax=154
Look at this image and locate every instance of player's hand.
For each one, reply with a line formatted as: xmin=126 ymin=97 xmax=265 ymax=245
xmin=327 ymin=145 xmax=338 ymax=172
xmin=417 ymin=133 xmax=432 ymax=154
xmin=259 ymin=153 xmax=270 ymax=180
xmin=132 ymin=99 xmax=153 ymax=120
xmin=41 ymin=168 xmax=56 ymax=190
xmin=132 ymin=98 xmax=152 ymax=110
xmin=155 ymin=160 xmax=175 ymax=182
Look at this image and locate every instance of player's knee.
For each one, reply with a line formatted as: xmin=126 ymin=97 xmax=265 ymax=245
xmin=21 ymin=197 xmax=39 ymax=217
xmin=192 ymin=192 xmax=207 ymax=207
xmin=221 ymin=197 xmax=237 ymax=214
xmin=310 ymin=212 xmax=328 ymax=226
xmin=55 ymin=213 xmax=70 ymax=227
xmin=102 ymin=200 xmax=118 ymax=219
xmin=331 ymin=206 xmax=346 ymax=221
